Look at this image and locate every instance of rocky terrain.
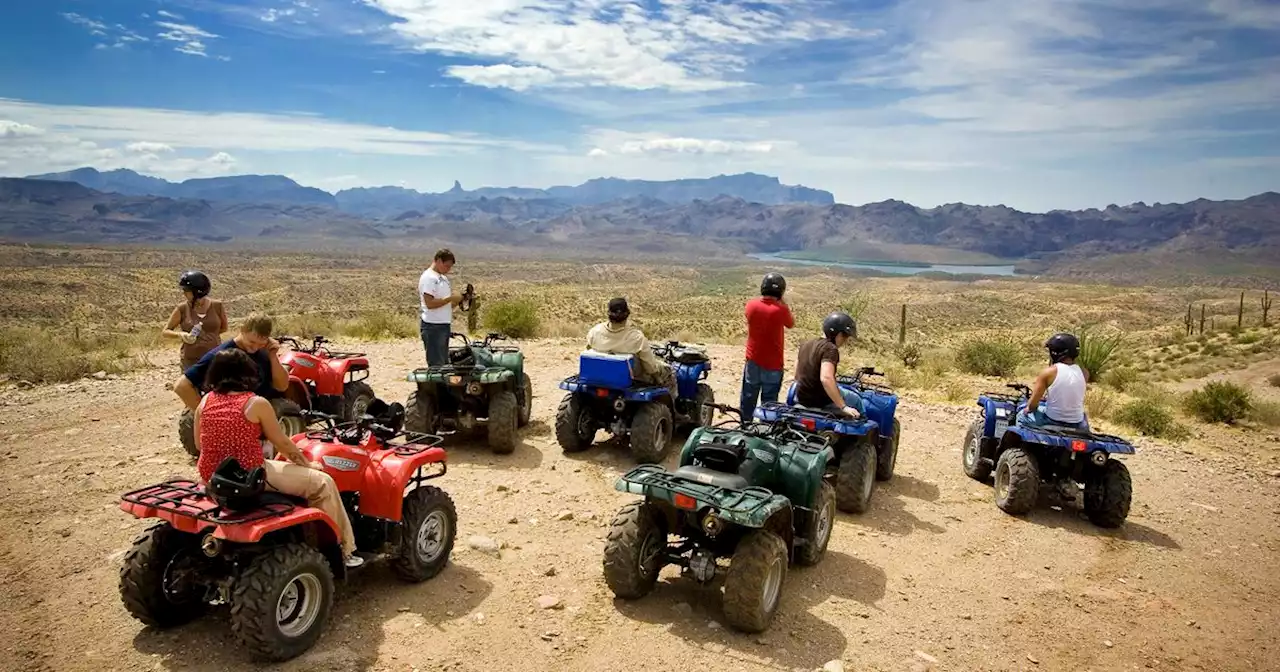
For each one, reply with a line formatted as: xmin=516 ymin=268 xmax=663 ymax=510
xmin=1 ymin=339 xmax=1278 ymax=672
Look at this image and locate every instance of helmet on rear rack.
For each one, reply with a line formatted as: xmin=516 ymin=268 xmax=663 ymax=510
xmin=760 ymin=272 xmax=786 ymax=299
xmin=178 ymin=270 xmax=211 ymax=300
xmin=1045 ymin=332 xmax=1080 ymax=363
xmin=821 ymin=312 xmax=857 ymax=342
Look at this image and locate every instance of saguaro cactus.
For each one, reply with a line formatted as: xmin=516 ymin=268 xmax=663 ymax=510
xmin=898 ymin=304 xmax=907 ymax=345
xmin=1199 ymin=304 xmax=1206 ymax=335
xmin=1185 ymin=304 xmax=1194 ymax=336
xmin=1263 ymin=290 xmax=1272 ymax=327
xmin=1238 ymin=291 xmax=1245 ymax=329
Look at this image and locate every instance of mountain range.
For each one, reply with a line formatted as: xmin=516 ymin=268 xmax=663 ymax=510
xmin=2 ymin=167 xmax=1278 ymax=276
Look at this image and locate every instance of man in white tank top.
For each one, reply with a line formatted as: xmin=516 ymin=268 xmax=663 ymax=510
xmin=1017 ymin=332 xmax=1091 ymax=432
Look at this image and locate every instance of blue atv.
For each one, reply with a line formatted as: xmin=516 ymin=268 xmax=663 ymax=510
xmin=555 ymin=341 xmax=715 ymax=463
xmin=755 ymin=367 xmax=901 ymax=514
xmin=963 ymin=383 xmax=1135 ymax=527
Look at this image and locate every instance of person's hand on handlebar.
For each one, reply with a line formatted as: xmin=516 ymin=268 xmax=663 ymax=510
xmin=842 ymin=405 xmax=862 ymax=418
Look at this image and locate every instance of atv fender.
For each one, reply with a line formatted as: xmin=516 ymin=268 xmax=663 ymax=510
xmin=779 ymin=444 xmax=835 ymax=509
xmin=1000 ymin=426 xmax=1136 ymax=456
xmin=359 ymin=446 xmax=448 ymax=520
xmin=213 ymin=510 xmax=342 ymax=547
xmin=285 ymin=378 xmax=312 ymax=411
xmin=978 ymin=396 xmax=1016 ymax=437
xmin=320 ymin=356 xmax=370 ymax=394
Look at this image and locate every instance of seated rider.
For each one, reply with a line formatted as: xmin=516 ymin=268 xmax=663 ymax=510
xmin=195 ymin=348 xmax=364 ymax=568
xmin=792 ymin=312 xmax=865 ymax=418
xmin=586 ymin=298 xmax=677 ymax=396
xmin=1019 ymin=332 xmax=1090 ymax=431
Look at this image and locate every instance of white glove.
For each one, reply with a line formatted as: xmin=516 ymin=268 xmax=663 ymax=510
xmin=181 ymin=333 xmax=197 ymax=345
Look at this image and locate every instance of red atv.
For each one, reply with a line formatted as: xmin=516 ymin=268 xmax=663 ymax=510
xmin=276 ymin=335 xmax=376 ymax=421
xmin=120 ymin=401 xmax=455 ymax=661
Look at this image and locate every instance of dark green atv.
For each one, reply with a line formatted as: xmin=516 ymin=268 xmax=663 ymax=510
xmin=603 ymin=403 xmax=836 ymax=633
xmin=404 ymin=332 xmax=532 ymax=454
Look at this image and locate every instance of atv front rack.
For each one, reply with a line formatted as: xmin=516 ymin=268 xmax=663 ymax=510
xmin=618 ymin=464 xmax=777 ymax=516
xmin=121 ymin=480 xmax=296 ymax=525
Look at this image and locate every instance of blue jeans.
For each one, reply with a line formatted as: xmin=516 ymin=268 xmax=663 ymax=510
xmin=740 ymin=361 xmax=784 ymax=423
xmin=1017 ymin=407 xmax=1090 ymax=433
xmin=420 ymin=321 xmax=451 ymax=367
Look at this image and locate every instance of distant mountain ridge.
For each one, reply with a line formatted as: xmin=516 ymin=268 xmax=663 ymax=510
xmin=23 ymin=167 xmax=835 ymax=212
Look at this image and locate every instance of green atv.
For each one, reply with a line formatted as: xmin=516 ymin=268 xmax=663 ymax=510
xmin=404 ymin=332 xmax=533 ymax=454
xmin=603 ymin=403 xmax=836 ymax=633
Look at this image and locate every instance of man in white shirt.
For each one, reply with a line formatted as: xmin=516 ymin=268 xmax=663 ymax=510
xmin=419 ymin=248 xmax=462 ymax=366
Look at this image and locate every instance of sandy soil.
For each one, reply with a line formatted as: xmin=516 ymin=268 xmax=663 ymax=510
xmin=1 ymin=339 xmax=1278 ymax=672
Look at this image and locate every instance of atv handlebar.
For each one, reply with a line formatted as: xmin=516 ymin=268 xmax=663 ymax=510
xmin=1006 ymin=383 xmax=1032 ymax=396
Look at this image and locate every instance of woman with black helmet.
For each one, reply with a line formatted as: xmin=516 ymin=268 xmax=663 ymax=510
xmin=161 ymin=270 xmax=227 ymax=370
xmin=792 ymin=311 xmax=865 ymax=418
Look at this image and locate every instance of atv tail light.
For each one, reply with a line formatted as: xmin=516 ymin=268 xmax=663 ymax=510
xmin=448 ymin=375 xmax=463 ymax=386
xmin=595 ymin=388 xmax=610 ymax=398
xmin=801 ymin=418 xmax=817 ymax=431
xmin=1071 ymin=440 xmax=1087 ymax=452
xmin=674 ymin=493 xmax=697 ymax=510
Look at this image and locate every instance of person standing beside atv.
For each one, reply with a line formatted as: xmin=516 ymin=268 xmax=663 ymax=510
xmin=161 ymin=271 xmax=228 ymax=370
xmin=740 ymin=272 xmax=794 ymax=422
xmin=194 ymin=348 xmax=363 ymax=568
xmin=1019 ymin=332 xmax=1090 ymax=431
xmin=419 ymin=248 xmax=464 ymax=367
xmin=173 ymin=313 xmax=289 ymax=411
xmin=793 ymin=312 xmax=864 ymax=418
xmin=587 ymin=298 xmax=677 ymax=396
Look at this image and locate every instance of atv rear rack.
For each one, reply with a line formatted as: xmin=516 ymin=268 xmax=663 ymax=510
xmin=121 ymin=480 xmax=296 ymax=525
xmin=619 ymin=464 xmax=777 ymax=515
xmin=837 ymin=375 xmax=893 ymax=396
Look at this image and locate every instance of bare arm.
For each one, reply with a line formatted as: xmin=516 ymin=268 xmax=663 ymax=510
xmin=820 ymin=361 xmax=859 ymax=416
xmin=174 ymin=375 xmax=202 ymax=410
xmin=161 ymin=306 xmax=187 ymax=340
xmin=265 ymin=339 xmax=289 ymax=392
xmin=193 ymin=396 xmax=206 ymax=454
xmin=216 ymin=302 xmax=228 ymax=335
xmin=1026 ymin=366 xmax=1057 ymax=413
xmin=422 ymin=292 xmax=460 ymax=309
xmin=780 ymin=300 xmax=794 ymax=329
xmin=248 ymin=397 xmax=310 ymax=466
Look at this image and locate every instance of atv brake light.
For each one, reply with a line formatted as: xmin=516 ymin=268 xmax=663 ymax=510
xmin=801 ymin=418 xmax=817 ymax=431
xmin=448 ymin=375 xmax=462 ymax=385
xmin=1071 ymin=440 xmax=1087 ymax=452
xmin=595 ymin=388 xmax=609 ymax=398
xmin=674 ymin=493 xmax=697 ymax=510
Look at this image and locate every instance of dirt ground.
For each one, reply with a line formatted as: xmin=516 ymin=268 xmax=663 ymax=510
xmin=1 ymin=339 xmax=1278 ymax=672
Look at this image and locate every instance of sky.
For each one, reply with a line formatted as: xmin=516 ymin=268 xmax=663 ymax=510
xmin=0 ymin=0 xmax=1277 ymax=211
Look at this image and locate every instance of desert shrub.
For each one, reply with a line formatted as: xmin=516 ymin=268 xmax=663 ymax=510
xmin=1202 ymin=342 xmax=1225 ymax=357
xmin=0 ymin=326 xmax=135 ymax=383
xmin=1186 ymin=342 xmax=1201 ymax=352
xmin=1183 ymin=381 xmax=1253 ymax=424
xmin=273 ymin=313 xmax=339 ymax=338
xmin=942 ymin=378 xmax=970 ymax=403
xmin=1237 ymin=331 xmax=1263 ymax=345
xmin=921 ymin=350 xmax=952 ymax=378
xmin=1252 ymin=400 xmax=1280 ymax=428
xmin=1268 ymin=373 xmax=1280 ymax=388
xmin=956 ymin=337 xmax=1023 ymax=377
xmin=1076 ymin=325 xmax=1123 ymax=378
xmin=840 ymin=291 xmax=872 ymax=322
xmin=1103 ymin=366 xmax=1139 ymax=392
xmin=1085 ymin=387 xmax=1117 ymax=420
xmin=1113 ymin=398 xmax=1189 ymax=440
xmin=485 ymin=299 xmax=540 ymax=339
xmin=342 ymin=312 xmax=417 ymax=340
xmin=897 ymin=343 xmax=922 ymax=369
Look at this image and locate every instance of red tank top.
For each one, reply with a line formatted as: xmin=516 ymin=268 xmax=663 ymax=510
xmin=197 ymin=392 xmax=264 ymax=482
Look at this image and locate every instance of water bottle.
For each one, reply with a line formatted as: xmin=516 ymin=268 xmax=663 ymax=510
xmin=189 ymin=322 xmax=203 ymax=340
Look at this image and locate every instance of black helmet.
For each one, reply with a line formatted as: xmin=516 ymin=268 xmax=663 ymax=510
xmin=178 ymin=270 xmax=211 ymax=299
xmin=607 ymin=297 xmax=630 ymax=323
xmin=760 ymin=272 xmax=786 ymax=299
xmin=1045 ymin=332 xmax=1080 ymax=363
xmin=822 ymin=311 xmax=857 ymax=342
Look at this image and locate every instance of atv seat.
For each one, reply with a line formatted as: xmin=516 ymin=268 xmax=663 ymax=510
xmin=448 ymin=347 xmax=475 ymax=366
xmin=691 ymin=439 xmax=747 ymax=473
xmin=673 ymin=465 xmax=749 ymax=491
xmin=258 ymin=492 xmax=307 ymax=507
xmin=1036 ymin=423 xmax=1092 ymax=437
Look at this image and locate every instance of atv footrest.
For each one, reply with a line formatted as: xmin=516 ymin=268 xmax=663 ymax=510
xmin=121 ymin=480 xmax=297 ymax=525
xmin=618 ymin=464 xmax=776 ymax=515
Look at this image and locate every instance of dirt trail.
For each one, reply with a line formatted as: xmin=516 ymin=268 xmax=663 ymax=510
xmin=1 ymin=340 xmax=1278 ymax=672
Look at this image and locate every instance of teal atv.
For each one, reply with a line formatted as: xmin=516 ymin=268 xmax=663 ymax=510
xmin=603 ymin=403 xmax=836 ymax=633
xmin=404 ymin=332 xmax=533 ymax=454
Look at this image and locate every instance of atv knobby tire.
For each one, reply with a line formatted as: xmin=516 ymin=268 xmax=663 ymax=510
xmin=405 ymin=388 xmax=437 ymax=434
xmin=272 ymin=398 xmax=306 ymax=439
xmin=1083 ymin=459 xmax=1132 ymax=528
xmin=342 ymin=381 xmax=375 ymax=422
xmin=693 ymin=383 xmax=715 ymax=428
xmin=630 ymin=403 xmax=673 ymax=464
xmin=119 ymin=522 xmax=206 ymax=627
xmin=796 ymin=482 xmax=836 ymax=566
xmin=178 ymin=409 xmax=198 ymax=457
xmin=994 ymin=447 xmax=1040 ymax=515
xmin=229 ymin=543 xmax=334 ymax=662
xmin=602 ymin=501 xmax=667 ymax=599
xmin=876 ymin=418 xmax=900 ymax=482
xmin=487 ymin=390 xmax=519 ymax=454
xmin=722 ymin=529 xmax=789 ymax=633
xmin=962 ymin=418 xmax=992 ymax=481
xmin=555 ymin=393 xmax=594 ymax=453
xmin=835 ymin=440 xmax=876 ymax=514
xmin=392 ymin=486 xmax=457 ymax=582
xmin=517 ymin=373 xmax=533 ymax=428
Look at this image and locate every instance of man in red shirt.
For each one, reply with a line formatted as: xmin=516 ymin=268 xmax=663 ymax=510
xmin=740 ymin=272 xmax=794 ymax=423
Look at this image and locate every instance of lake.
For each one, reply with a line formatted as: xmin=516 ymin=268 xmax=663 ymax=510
xmin=748 ymin=252 xmax=1018 ymax=276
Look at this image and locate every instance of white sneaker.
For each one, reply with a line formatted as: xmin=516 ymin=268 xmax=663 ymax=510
xmin=344 ymin=555 xmax=365 ymax=568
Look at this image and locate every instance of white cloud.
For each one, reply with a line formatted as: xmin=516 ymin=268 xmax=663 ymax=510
xmin=62 ymin=12 xmax=108 ymax=36
xmin=125 ymin=141 xmax=176 ymax=154
xmin=586 ymin=147 xmax=608 ymax=158
xmin=155 ymin=20 xmax=222 ymax=58
xmin=262 ymin=8 xmax=298 ymax=23
xmin=156 ymin=10 xmax=184 ymax=20
xmin=0 ymin=120 xmax=45 ymax=139
xmin=361 ymin=0 xmax=877 ymax=91
xmin=616 ymin=136 xmax=775 ymax=155
xmin=63 ymin=12 xmax=150 ymax=48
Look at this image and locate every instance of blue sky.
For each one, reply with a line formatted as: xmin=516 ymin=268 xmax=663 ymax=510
xmin=0 ymin=0 xmax=1277 ymax=210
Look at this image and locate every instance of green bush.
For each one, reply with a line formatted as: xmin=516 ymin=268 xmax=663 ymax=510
xmin=1103 ymin=366 xmax=1139 ymax=392
xmin=1085 ymin=388 xmax=1117 ymax=420
xmin=1114 ymin=398 xmax=1189 ymax=440
xmin=840 ymin=291 xmax=873 ymax=322
xmin=1252 ymin=400 xmax=1280 ymax=428
xmin=342 ymin=312 xmax=417 ymax=340
xmin=484 ymin=299 xmax=541 ymax=339
xmin=1076 ymin=325 xmax=1122 ymax=378
xmin=897 ymin=343 xmax=922 ymax=369
xmin=956 ymin=337 xmax=1023 ymax=377
xmin=1184 ymin=381 xmax=1253 ymax=424
xmin=0 ymin=326 xmax=135 ymax=383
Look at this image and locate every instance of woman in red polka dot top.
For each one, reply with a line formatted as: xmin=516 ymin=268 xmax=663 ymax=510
xmin=195 ymin=348 xmax=363 ymax=568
